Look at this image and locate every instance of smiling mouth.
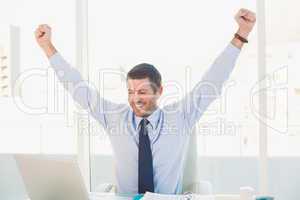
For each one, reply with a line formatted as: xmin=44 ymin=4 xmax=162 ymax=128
xmin=135 ymin=103 xmax=144 ymax=109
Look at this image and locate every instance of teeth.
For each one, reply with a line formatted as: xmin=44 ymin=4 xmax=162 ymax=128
xmin=136 ymin=103 xmax=144 ymax=108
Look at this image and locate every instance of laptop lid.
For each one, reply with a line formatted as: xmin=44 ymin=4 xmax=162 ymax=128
xmin=14 ymin=155 xmax=89 ymax=200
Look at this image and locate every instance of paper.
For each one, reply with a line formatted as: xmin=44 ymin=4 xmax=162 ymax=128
xmin=142 ymin=192 xmax=215 ymax=200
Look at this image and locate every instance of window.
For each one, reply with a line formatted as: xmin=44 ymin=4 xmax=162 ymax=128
xmin=265 ymin=0 xmax=300 ymax=157
xmin=0 ymin=0 xmax=77 ymax=154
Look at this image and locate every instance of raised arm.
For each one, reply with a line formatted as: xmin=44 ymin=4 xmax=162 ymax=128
xmin=35 ymin=25 xmax=126 ymax=129
xmin=168 ymin=8 xmax=256 ymax=128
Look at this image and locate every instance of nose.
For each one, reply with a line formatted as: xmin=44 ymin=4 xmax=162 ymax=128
xmin=133 ymin=95 xmax=142 ymax=103
xmin=129 ymin=92 xmax=141 ymax=102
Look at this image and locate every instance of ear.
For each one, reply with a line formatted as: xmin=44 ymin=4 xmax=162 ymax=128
xmin=158 ymin=86 xmax=163 ymax=96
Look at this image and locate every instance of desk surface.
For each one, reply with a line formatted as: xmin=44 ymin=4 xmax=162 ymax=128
xmin=26 ymin=193 xmax=242 ymax=200
xmin=90 ymin=193 xmax=133 ymax=200
xmin=26 ymin=193 xmax=133 ymax=200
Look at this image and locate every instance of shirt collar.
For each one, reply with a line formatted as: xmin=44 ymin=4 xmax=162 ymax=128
xmin=134 ymin=107 xmax=161 ymax=131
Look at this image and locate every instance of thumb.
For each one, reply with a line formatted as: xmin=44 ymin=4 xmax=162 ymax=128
xmin=39 ymin=24 xmax=51 ymax=37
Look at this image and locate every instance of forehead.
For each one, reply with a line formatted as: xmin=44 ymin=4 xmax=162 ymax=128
xmin=127 ymin=78 xmax=152 ymax=90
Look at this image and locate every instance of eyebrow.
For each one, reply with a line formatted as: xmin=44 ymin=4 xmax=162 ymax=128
xmin=127 ymin=88 xmax=149 ymax=92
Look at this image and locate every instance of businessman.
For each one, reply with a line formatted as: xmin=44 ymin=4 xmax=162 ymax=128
xmin=35 ymin=8 xmax=256 ymax=195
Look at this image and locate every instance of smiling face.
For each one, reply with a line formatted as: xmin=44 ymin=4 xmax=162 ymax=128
xmin=127 ymin=78 xmax=163 ymax=117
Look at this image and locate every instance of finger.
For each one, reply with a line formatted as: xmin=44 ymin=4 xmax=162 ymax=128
xmin=236 ymin=11 xmax=246 ymax=21
xmin=248 ymin=10 xmax=255 ymax=16
xmin=246 ymin=16 xmax=256 ymax=23
xmin=38 ymin=24 xmax=46 ymax=31
xmin=238 ymin=8 xmax=248 ymax=17
xmin=244 ymin=12 xmax=256 ymax=22
xmin=37 ymin=27 xmax=46 ymax=34
xmin=35 ymin=28 xmax=47 ymax=38
xmin=240 ymin=8 xmax=250 ymax=14
xmin=235 ymin=12 xmax=242 ymax=21
xmin=235 ymin=12 xmax=246 ymax=22
xmin=35 ymin=32 xmax=43 ymax=38
xmin=39 ymin=24 xmax=49 ymax=28
xmin=35 ymin=29 xmax=43 ymax=36
xmin=38 ymin=24 xmax=51 ymax=33
xmin=248 ymin=12 xmax=256 ymax=22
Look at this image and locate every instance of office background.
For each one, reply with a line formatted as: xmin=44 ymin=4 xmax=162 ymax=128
xmin=0 ymin=0 xmax=299 ymax=199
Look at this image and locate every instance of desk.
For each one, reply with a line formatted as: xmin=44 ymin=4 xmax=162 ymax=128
xmin=26 ymin=193 xmax=242 ymax=200
xmin=89 ymin=193 xmax=133 ymax=200
xmin=26 ymin=193 xmax=133 ymax=200
xmin=91 ymin=193 xmax=242 ymax=200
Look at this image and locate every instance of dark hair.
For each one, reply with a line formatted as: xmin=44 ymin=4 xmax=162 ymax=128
xmin=127 ymin=63 xmax=162 ymax=92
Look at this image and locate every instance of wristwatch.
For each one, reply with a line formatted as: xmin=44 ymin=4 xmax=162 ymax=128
xmin=234 ymin=33 xmax=248 ymax=43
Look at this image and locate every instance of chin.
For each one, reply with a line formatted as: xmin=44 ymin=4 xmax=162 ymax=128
xmin=134 ymin=111 xmax=147 ymax=117
xmin=132 ymin=108 xmax=149 ymax=118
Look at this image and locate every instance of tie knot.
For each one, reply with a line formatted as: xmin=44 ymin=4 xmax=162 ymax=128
xmin=143 ymin=118 xmax=149 ymax=124
xmin=141 ymin=118 xmax=149 ymax=127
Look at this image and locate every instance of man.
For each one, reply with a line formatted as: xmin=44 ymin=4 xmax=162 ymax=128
xmin=35 ymin=8 xmax=256 ymax=195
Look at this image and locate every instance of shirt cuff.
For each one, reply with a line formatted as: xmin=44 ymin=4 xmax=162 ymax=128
xmin=49 ymin=51 xmax=60 ymax=61
xmin=48 ymin=52 xmax=64 ymax=70
xmin=227 ymin=43 xmax=241 ymax=56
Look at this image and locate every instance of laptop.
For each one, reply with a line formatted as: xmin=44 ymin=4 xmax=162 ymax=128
xmin=14 ymin=155 xmax=123 ymax=200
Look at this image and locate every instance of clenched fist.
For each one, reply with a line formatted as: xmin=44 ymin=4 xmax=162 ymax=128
xmin=35 ymin=24 xmax=52 ymax=48
xmin=35 ymin=24 xmax=56 ymax=58
xmin=235 ymin=8 xmax=256 ymax=39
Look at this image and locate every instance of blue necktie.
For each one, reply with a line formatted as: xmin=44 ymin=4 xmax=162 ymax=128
xmin=138 ymin=119 xmax=154 ymax=194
